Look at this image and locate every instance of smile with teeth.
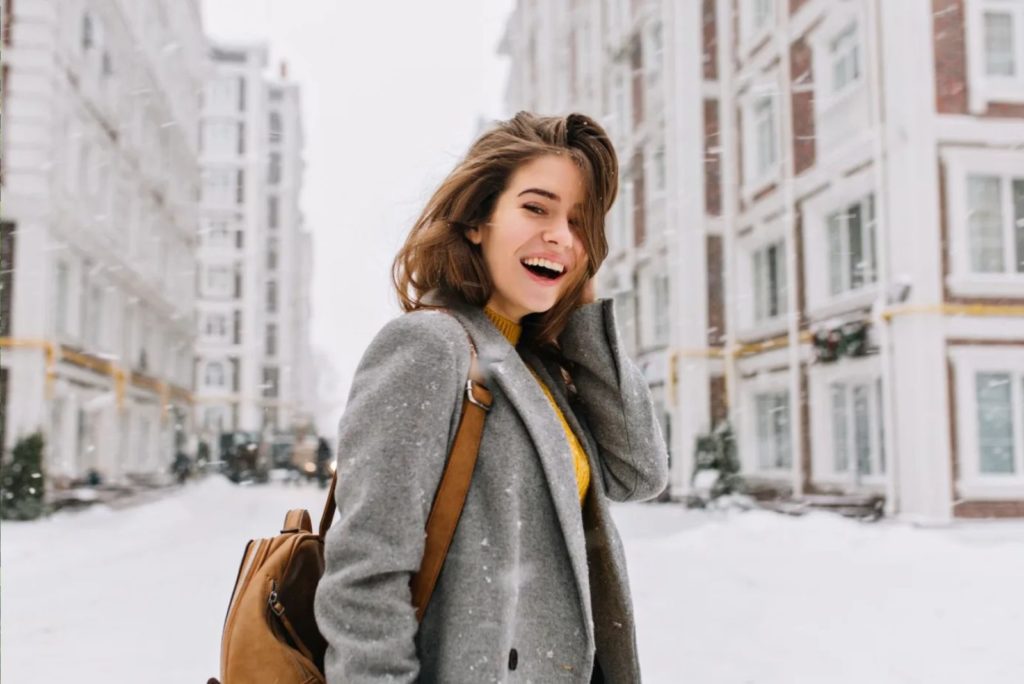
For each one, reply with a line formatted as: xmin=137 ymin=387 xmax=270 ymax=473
xmin=521 ymin=257 xmax=567 ymax=280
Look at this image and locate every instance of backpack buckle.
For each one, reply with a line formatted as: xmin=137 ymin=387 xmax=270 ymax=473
xmin=466 ymin=379 xmax=491 ymax=412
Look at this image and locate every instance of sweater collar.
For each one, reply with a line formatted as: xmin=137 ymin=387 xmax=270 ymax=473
xmin=483 ymin=307 xmax=522 ymax=346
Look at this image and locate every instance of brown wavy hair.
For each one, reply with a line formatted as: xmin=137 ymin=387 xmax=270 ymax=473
xmin=392 ymin=111 xmax=618 ymax=352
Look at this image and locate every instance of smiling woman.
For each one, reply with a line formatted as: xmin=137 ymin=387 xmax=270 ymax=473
xmin=392 ymin=111 xmax=617 ymax=350
xmin=314 ymin=112 xmax=669 ymax=683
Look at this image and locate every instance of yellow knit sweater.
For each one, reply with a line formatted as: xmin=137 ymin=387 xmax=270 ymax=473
xmin=484 ymin=307 xmax=590 ymax=504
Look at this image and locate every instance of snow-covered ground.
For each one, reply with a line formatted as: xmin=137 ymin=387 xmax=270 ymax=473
xmin=2 ymin=477 xmax=1023 ymax=683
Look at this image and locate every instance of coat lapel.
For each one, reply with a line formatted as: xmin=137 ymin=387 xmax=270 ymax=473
xmin=489 ymin=358 xmax=593 ymax=639
xmin=431 ymin=295 xmax=594 ymax=642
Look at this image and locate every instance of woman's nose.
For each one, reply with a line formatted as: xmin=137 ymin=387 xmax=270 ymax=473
xmin=542 ymin=219 xmax=574 ymax=249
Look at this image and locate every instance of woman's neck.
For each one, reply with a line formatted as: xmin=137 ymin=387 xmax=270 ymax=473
xmin=483 ymin=306 xmax=522 ymax=346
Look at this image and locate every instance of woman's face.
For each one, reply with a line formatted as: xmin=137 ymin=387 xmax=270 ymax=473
xmin=467 ymin=154 xmax=587 ymax=322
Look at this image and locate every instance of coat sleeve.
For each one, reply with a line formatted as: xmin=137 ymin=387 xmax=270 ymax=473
xmin=559 ymin=298 xmax=669 ymax=502
xmin=314 ymin=311 xmax=469 ymax=683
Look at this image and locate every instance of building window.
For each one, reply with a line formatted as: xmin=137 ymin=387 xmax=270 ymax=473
xmin=84 ymin=284 xmax=104 ymax=349
xmin=630 ymin=35 xmax=644 ymax=127
xmin=267 ymin=237 xmax=278 ymax=271
xmin=741 ymin=0 xmax=775 ymax=45
xmin=263 ymin=406 xmax=279 ymax=431
xmin=646 ymin=21 xmax=663 ymax=86
xmin=966 ymin=0 xmax=1024 ymax=111
xmin=268 ymin=152 xmax=282 ymax=185
xmin=975 ymin=372 xmax=1018 ymax=474
xmin=266 ymin=323 xmax=277 ymax=356
xmin=830 ymin=379 xmax=885 ymax=476
xmin=829 ymin=22 xmax=861 ymax=95
xmin=942 ymin=148 xmax=1024 ymax=296
xmin=827 ymin=194 xmax=878 ymax=295
xmin=202 ymin=168 xmax=233 ymax=206
xmin=205 ymin=361 xmax=225 ymax=388
xmin=235 ymin=169 xmax=245 ymax=205
xmin=269 ymin=111 xmax=282 ymax=143
xmin=237 ymin=76 xmax=246 ymax=111
xmin=268 ymin=196 xmax=279 ymax=229
xmin=752 ymin=240 xmax=787 ymax=323
xmin=652 ymin=146 xmax=666 ymax=195
xmin=984 ymin=10 xmax=1017 ymax=76
xmin=55 ymin=261 xmax=70 ymax=337
xmin=755 ymin=390 xmax=791 ymax=471
xmin=752 ymin=94 xmax=778 ymax=180
xmin=266 ymin=280 xmax=278 ymax=313
xmin=202 ymin=218 xmax=232 ymax=247
xmin=966 ymin=174 xmax=1023 ymax=274
xmin=237 ymin=122 xmax=245 ymax=155
xmin=652 ymin=273 xmax=670 ymax=346
xmin=82 ymin=13 xmax=94 ymax=51
xmin=205 ymin=266 xmax=232 ymax=296
xmin=204 ymin=313 xmax=228 ymax=338
xmin=232 ymin=310 xmax=242 ymax=344
xmin=632 ymin=151 xmax=646 ymax=246
xmin=262 ymin=366 xmax=279 ymax=398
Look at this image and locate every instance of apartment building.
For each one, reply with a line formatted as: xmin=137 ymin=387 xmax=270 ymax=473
xmin=500 ymin=0 xmax=1024 ymax=520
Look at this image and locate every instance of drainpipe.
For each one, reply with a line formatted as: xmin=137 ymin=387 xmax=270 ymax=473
xmin=865 ymin=0 xmax=901 ymax=516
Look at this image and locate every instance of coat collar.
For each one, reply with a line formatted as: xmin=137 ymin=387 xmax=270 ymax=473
xmin=421 ymin=291 xmax=594 ymax=642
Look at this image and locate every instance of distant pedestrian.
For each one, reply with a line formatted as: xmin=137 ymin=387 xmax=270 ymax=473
xmin=314 ymin=112 xmax=669 ymax=682
xmin=171 ymin=451 xmax=191 ymax=485
xmin=315 ymin=437 xmax=332 ymax=489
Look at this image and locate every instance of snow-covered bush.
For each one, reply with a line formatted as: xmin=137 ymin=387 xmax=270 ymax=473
xmin=1 ymin=432 xmax=47 ymax=520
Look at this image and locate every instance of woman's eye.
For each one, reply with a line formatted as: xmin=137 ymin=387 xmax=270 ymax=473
xmin=523 ymin=204 xmax=545 ymax=215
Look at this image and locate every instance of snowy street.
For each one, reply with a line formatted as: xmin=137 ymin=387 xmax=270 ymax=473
xmin=2 ymin=477 xmax=1023 ymax=683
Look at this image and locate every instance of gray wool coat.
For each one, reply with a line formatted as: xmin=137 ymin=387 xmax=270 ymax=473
xmin=313 ymin=294 xmax=669 ymax=683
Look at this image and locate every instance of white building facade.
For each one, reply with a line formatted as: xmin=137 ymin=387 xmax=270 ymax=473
xmin=0 ymin=0 xmax=206 ymax=482
xmin=195 ymin=46 xmax=314 ymax=446
xmin=500 ymin=0 xmax=1024 ymax=520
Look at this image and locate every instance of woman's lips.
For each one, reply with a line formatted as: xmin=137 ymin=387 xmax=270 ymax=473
xmin=520 ymin=262 xmax=565 ymax=287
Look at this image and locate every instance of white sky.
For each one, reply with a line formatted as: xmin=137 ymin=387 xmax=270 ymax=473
xmin=201 ymin=0 xmax=516 ymax=433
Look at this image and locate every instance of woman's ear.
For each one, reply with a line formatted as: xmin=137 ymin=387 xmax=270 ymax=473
xmin=464 ymin=223 xmax=484 ymax=245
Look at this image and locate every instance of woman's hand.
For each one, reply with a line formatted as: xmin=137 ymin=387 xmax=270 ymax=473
xmin=580 ymin=276 xmax=597 ymax=306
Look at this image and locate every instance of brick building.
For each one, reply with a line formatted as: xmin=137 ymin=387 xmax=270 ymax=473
xmin=500 ymin=0 xmax=1024 ymax=520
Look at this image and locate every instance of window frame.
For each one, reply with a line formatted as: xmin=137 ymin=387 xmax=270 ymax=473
xmin=809 ymin=355 xmax=886 ymax=487
xmin=965 ymin=0 xmax=1024 ymax=112
xmin=941 ymin=147 xmax=1024 ymax=298
xmin=739 ymin=0 xmax=775 ymax=55
xmin=741 ymin=372 xmax=793 ymax=476
xmin=950 ymin=346 xmax=1024 ymax=498
xmin=739 ymin=80 xmax=782 ymax=200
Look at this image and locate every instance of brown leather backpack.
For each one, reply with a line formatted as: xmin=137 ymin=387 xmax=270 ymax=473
xmin=209 ymin=341 xmax=491 ymax=683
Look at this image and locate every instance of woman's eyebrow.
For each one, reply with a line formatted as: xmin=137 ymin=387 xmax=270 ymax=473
xmin=517 ymin=187 xmax=560 ymax=202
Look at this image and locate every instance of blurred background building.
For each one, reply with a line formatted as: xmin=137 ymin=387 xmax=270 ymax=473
xmin=500 ymin=0 xmax=1024 ymax=521
xmin=0 ymin=1 xmax=317 ymax=486
xmin=1 ymin=0 xmax=206 ymax=483
xmin=195 ymin=43 xmax=316 ymax=451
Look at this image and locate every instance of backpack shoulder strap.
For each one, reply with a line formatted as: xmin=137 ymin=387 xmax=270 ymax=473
xmin=317 ymin=311 xmax=492 ymax=622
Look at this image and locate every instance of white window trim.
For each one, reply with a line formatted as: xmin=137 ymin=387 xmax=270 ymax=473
xmin=740 ymin=370 xmax=793 ymax=476
xmin=965 ymin=0 xmax=1024 ymax=114
xmin=802 ymin=170 xmax=881 ymax=315
xmin=810 ymin=4 xmax=866 ymax=116
xmin=740 ymin=80 xmax=782 ymax=203
xmin=950 ymin=345 xmax=1024 ymax=498
xmin=739 ymin=0 xmax=776 ymax=57
xmin=204 ymin=360 xmax=226 ymax=388
xmin=808 ymin=356 xmax=886 ymax=487
xmin=941 ymin=146 xmax=1024 ymax=297
xmin=737 ymin=216 xmax=789 ymax=340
